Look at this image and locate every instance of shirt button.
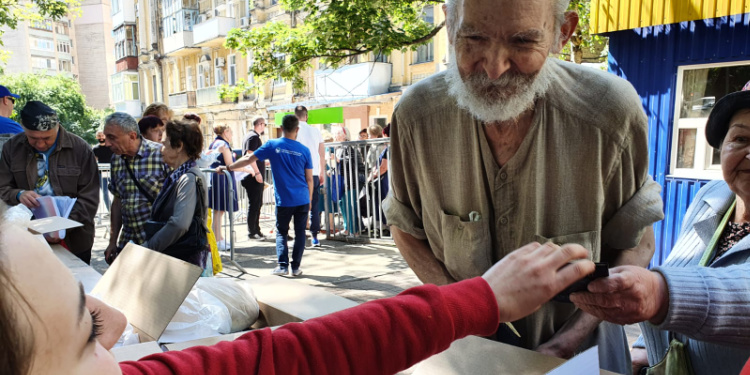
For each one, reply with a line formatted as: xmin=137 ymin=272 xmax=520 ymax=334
xmin=500 ymin=172 xmax=508 ymax=180
xmin=500 ymin=217 xmax=508 ymax=225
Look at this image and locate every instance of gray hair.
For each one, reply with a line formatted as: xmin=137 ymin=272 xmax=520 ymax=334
xmin=104 ymin=112 xmax=140 ymax=135
xmin=445 ymin=0 xmax=571 ymax=45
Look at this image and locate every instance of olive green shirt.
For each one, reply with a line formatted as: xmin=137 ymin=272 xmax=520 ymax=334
xmin=384 ymin=59 xmax=664 ymax=352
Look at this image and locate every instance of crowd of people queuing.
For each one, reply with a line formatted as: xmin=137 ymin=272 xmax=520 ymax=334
xmin=6 ymin=0 xmax=750 ymax=373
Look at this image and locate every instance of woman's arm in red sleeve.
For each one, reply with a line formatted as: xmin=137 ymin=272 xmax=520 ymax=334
xmin=120 ymin=277 xmax=499 ymax=375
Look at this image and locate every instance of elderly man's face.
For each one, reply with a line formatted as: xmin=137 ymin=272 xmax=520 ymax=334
xmin=25 ymin=126 xmax=59 ymax=152
xmin=103 ymin=124 xmax=138 ymax=156
xmin=444 ymin=0 xmax=577 ymax=123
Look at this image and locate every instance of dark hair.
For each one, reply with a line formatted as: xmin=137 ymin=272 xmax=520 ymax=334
xmin=165 ymin=119 xmax=204 ymax=160
xmin=0 ymin=202 xmax=36 ymax=375
xmin=138 ymin=115 xmax=164 ymax=135
xmin=359 ymin=129 xmax=367 ymax=135
xmin=383 ymin=123 xmax=391 ymax=137
xmin=294 ymin=105 xmax=308 ymax=118
xmin=282 ymin=114 xmax=300 ymax=133
xmin=182 ymin=113 xmax=202 ymax=125
xmin=143 ymin=102 xmax=172 ymax=120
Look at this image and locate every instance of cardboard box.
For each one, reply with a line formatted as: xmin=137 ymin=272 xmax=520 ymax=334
xmin=111 ymin=342 xmax=164 ymax=362
xmin=410 ymin=336 xmax=620 ymax=375
xmin=92 ymin=243 xmax=203 ymax=343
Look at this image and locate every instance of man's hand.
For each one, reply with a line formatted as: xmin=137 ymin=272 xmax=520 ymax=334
xmin=483 ymin=242 xmax=595 ymax=323
xmin=631 ymin=347 xmax=649 ymax=375
xmin=104 ymin=244 xmax=118 ymax=265
xmin=570 ymin=265 xmax=669 ymax=325
xmin=255 ymin=173 xmax=263 ymax=183
xmin=44 ymin=233 xmax=62 ymax=244
xmin=86 ymin=295 xmax=127 ymax=349
xmin=216 ymin=166 xmax=228 ymax=174
xmin=534 ymin=312 xmax=601 ymax=359
xmin=19 ymin=190 xmax=41 ymax=208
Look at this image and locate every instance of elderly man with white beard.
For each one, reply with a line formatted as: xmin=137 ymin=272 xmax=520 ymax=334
xmin=382 ymin=0 xmax=664 ymax=373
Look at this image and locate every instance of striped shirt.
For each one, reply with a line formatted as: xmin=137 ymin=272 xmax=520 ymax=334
xmin=109 ymin=137 xmax=169 ymax=249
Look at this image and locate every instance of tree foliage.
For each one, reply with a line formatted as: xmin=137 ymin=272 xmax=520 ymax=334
xmin=225 ymin=0 xmax=442 ymax=92
xmin=0 ymin=74 xmax=111 ymax=143
xmin=225 ymin=0 xmax=606 ymax=92
xmin=561 ymin=0 xmax=608 ymax=64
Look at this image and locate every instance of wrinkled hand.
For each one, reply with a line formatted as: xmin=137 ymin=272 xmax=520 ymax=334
xmin=631 ymin=347 xmax=649 ymax=375
xmin=255 ymin=173 xmax=263 ymax=183
xmin=104 ymin=244 xmax=118 ymax=265
xmin=536 ymin=335 xmax=577 ymax=359
xmin=86 ymin=295 xmax=127 ymax=349
xmin=570 ymin=266 xmax=669 ymax=325
xmin=483 ymin=242 xmax=595 ymax=323
xmin=19 ymin=190 xmax=41 ymax=208
xmin=216 ymin=166 xmax=228 ymax=174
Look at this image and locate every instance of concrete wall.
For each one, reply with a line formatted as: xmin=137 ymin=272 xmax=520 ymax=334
xmin=75 ymin=1 xmax=116 ymax=109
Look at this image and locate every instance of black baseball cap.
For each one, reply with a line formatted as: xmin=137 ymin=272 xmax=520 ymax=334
xmin=705 ymin=90 xmax=750 ymax=149
xmin=20 ymin=101 xmax=59 ymax=131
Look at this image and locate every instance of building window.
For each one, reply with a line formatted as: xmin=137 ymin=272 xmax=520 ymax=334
xmin=373 ymin=51 xmax=389 ymax=63
xmin=114 ymin=25 xmax=138 ymax=61
xmin=30 ymin=20 xmax=53 ymax=31
xmin=30 ymin=37 xmax=54 ymax=51
xmin=228 ymin=55 xmax=237 ymax=86
xmin=214 ymin=57 xmax=225 ymax=86
xmin=152 ymin=75 xmax=158 ymax=102
xmin=672 ymin=62 xmax=750 ymax=179
xmin=187 ymin=66 xmax=194 ymax=91
xmin=58 ymin=59 xmax=72 ymax=72
xmin=413 ymin=6 xmax=434 ymax=64
xmin=198 ymin=64 xmax=208 ymax=89
xmin=112 ymin=0 xmax=121 ymax=15
xmin=55 ymin=22 xmax=69 ymax=35
xmin=57 ymin=41 xmax=71 ymax=53
xmin=31 ymin=56 xmax=55 ymax=70
xmin=161 ymin=0 xmax=199 ymax=38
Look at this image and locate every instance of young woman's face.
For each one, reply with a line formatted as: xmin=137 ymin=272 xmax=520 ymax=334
xmin=3 ymin=227 xmax=123 ymax=375
xmin=143 ymin=124 xmax=165 ymax=144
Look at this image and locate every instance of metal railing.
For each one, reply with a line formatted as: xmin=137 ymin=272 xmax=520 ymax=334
xmin=322 ymin=138 xmax=391 ymax=242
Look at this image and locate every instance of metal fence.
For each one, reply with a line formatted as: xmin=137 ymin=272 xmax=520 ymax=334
xmin=322 ymin=138 xmax=391 ymax=242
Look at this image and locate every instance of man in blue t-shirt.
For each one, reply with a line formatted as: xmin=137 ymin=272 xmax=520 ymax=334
xmin=0 ymin=85 xmax=23 ymax=135
xmin=222 ymin=114 xmax=313 ymax=276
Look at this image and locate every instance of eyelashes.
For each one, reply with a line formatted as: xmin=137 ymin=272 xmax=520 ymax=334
xmin=88 ymin=309 xmax=103 ymax=344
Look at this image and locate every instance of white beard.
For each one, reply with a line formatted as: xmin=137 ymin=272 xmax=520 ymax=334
xmin=444 ymin=56 xmax=553 ymax=123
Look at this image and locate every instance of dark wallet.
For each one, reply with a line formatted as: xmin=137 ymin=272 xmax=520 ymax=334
xmin=552 ymin=262 xmax=609 ymax=303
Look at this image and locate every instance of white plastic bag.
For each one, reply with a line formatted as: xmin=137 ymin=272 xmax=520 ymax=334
xmin=4 ymin=204 xmax=32 ymax=226
xmin=158 ymin=278 xmax=259 ymax=343
xmin=197 ymin=148 xmax=221 ymax=168
xmin=194 ymin=278 xmax=259 ymax=333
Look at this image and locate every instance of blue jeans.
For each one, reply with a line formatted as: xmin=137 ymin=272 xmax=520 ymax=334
xmin=275 ymin=204 xmax=309 ymax=270
xmin=309 ymin=176 xmax=321 ymax=236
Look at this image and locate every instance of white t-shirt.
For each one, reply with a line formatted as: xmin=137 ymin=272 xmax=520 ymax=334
xmin=296 ymin=121 xmax=323 ymax=176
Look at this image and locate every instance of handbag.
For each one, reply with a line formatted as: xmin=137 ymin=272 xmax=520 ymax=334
xmin=645 ymin=335 xmax=694 ymax=375
xmin=145 ymin=172 xmax=208 ymax=261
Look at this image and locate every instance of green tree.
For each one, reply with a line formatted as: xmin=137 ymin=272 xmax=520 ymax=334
xmin=0 ymin=0 xmax=81 ymax=65
xmin=0 ymin=73 xmax=110 ymax=143
xmin=561 ymin=0 xmax=608 ymax=64
xmin=225 ymin=0 xmax=607 ymax=92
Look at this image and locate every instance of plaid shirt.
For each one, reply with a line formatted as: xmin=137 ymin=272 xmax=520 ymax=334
xmin=109 ymin=137 xmax=169 ymax=249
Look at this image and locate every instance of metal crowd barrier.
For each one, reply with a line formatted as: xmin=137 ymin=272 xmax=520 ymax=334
xmin=96 ymin=163 xmax=112 ymax=234
xmin=202 ymin=168 xmax=247 ymax=274
xmin=323 ymin=138 xmax=391 ymax=242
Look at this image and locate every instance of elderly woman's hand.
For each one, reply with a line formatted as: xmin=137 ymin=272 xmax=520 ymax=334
xmin=216 ymin=166 xmax=228 ymax=174
xmin=570 ymin=266 xmax=670 ymax=325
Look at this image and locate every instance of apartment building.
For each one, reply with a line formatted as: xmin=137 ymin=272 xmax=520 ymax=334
xmin=2 ymin=3 xmax=115 ymax=111
xmin=110 ymin=0 xmax=141 ymax=117
xmin=130 ymin=0 xmax=449 ymax=143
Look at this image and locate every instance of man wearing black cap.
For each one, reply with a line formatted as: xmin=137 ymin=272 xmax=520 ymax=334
xmin=0 ymin=85 xmax=23 ymax=135
xmin=0 ymin=101 xmax=100 ymax=264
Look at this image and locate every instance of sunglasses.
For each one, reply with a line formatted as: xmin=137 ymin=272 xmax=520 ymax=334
xmin=6 ymin=97 xmax=15 ymax=104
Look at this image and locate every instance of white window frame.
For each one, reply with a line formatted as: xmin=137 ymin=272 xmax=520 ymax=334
xmin=186 ymin=66 xmax=194 ymax=91
xmin=670 ymin=60 xmax=750 ymax=180
xmin=228 ymin=54 xmax=237 ymax=86
xmin=198 ymin=64 xmax=207 ymax=89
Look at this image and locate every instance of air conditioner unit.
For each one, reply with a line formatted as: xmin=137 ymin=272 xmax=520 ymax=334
xmin=216 ymin=57 xmax=225 ymax=67
xmin=240 ymin=17 xmax=249 ymax=27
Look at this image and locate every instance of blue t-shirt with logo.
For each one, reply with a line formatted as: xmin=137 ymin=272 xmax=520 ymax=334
xmin=0 ymin=117 xmax=23 ymax=134
xmin=253 ymin=137 xmax=312 ymax=207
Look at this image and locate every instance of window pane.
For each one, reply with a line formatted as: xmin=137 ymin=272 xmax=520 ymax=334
xmin=711 ymin=147 xmax=721 ymax=166
xmin=681 ymin=65 xmax=750 ymax=119
xmin=676 ymin=128 xmax=697 ymax=168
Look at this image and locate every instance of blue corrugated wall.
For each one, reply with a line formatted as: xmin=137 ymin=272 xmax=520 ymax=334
xmin=607 ymin=13 xmax=750 ymax=266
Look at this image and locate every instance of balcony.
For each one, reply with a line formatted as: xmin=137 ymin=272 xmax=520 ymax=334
xmin=112 ymin=2 xmax=136 ymax=29
xmin=314 ymin=62 xmax=393 ymax=99
xmin=169 ymin=91 xmax=197 ymax=109
xmin=193 ymin=16 xmax=236 ymax=47
xmin=163 ymin=31 xmax=195 ymax=56
xmin=114 ymin=100 xmax=142 ymax=118
xmin=196 ymin=86 xmax=220 ymax=106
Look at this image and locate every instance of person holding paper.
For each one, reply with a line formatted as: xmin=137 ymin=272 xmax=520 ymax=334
xmin=0 ymin=203 xmax=596 ymax=375
xmin=0 ymin=101 xmax=99 ymax=264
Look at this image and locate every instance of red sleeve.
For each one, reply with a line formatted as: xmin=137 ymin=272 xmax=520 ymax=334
xmin=120 ymin=277 xmax=499 ymax=375
xmin=742 ymin=359 xmax=750 ymax=375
